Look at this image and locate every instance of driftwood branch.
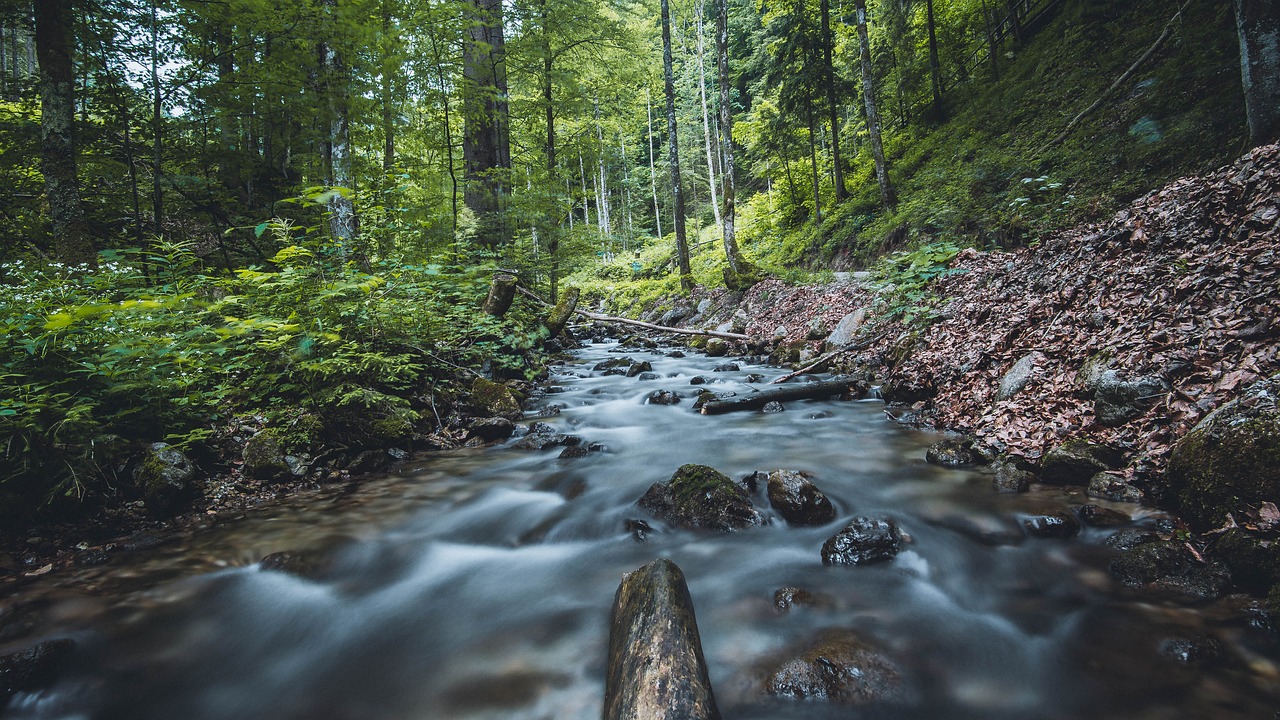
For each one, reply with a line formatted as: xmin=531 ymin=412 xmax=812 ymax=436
xmin=770 ymin=333 xmax=885 ymax=384
xmin=1037 ymin=1 xmax=1188 ymax=156
xmin=514 ymin=284 xmax=752 ymax=342
xmin=700 ymin=376 xmax=860 ymax=414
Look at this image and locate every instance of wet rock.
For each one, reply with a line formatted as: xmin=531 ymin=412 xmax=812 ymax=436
xmin=1095 ymin=371 xmax=1166 ymax=427
xmin=1211 ymin=528 xmax=1280 ymax=594
xmin=1167 ymin=373 xmax=1280 ymax=529
xmin=744 ymin=373 xmax=765 ymax=383
xmin=468 ymin=417 xmax=515 ymax=442
xmin=925 ymin=512 xmax=1026 ymax=546
xmin=1065 ymin=606 xmax=1224 ymax=698
xmin=637 ymin=372 xmax=660 ymax=381
xmin=1159 ymin=631 xmax=1224 ymax=668
xmin=0 ymin=639 xmax=77 ymax=700
xmin=594 ymin=357 xmax=634 ymax=371
xmin=242 ymin=433 xmax=290 ymax=482
xmin=604 ymin=559 xmax=720 ymax=720
xmin=529 ymin=404 xmax=563 ymax=418
xmin=992 ymin=458 xmax=1033 ymax=493
xmin=602 ymin=367 xmax=629 ymax=377
xmin=822 ymin=516 xmax=902 ymax=566
xmin=879 ymin=376 xmax=935 ymax=404
xmin=259 ymin=549 xmax=333 ymax=579
xmin=1040 ymin=440 xmax=1123 ymax=485
xmin=624 ymin=519 xmax=653 ymax=542
xmin=1109 ymin=538 xmax=1231 ymax=602
xmin=668 ymin=350 xmax=686 ymax=358
xmin=761 ymin=401 xmax=785 ymax=413
xmin=526 ymin=421 xmax=558 ymax=435
xmin=638 ymin=464 xmax=764 ymax=531
xmin=1075 ymin=504 xmax=1131 ymax=527
xmin=806 ymin=411 xmax=834 ymax=420
xmin=1105 ymin=528 xmax=1162 ymax=551
xmin=1022 ymin=511 xmax=1081 ymax=539
xmin=645 ymin=389 xmax=682 ymax=406
xmin=712 ymin=363 xmax=740 ymax=372
xmin=773 ymin=587 xmax=828 ymax=613
xmin=625 ymin=361 xmax=653 ymax=377
xmin=691 ymin=390 xmax=722 ymax=410
xmin=705 ymin=339 xmax=729 ymax=357
xmin=511 ymin=433 xmax=580 ymax=451
xmin=925 ymin=436 xmax=984 ymax=467
xmin=470 ymin=378 xmax=522 ymax=420
xmin=345 ymin=449 xmax=393 ymax=474
xmin=132 ymin=442 xmax=197 ymax=516
xmin=759 ymin=629 xmax=905 ymax=704
xmin=1087 ymin=472 xmax=1144 ymax=503
xmin=766 ymin=470 xmax=836 ymax=526
xmin=558 ymin=445 xmax=590 ymax=460
xmin=690 ymin=375 xmax=710 ymax=385
xmin=997 ymin=352 xmax=1039 ymax=400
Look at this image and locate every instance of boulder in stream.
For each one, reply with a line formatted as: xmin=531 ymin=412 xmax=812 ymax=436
xmin=470 ymin=378 xmax=522 ymax=421
xmin=1109 ymin=537 xmax=1231 ymax=602
xmin=0 ymin=639 xmax=76 ymax=701
xmin=603 ymin=558 xmax=721 ymax=720
xmin=765 ymin=470 xmax=836 ymax=526
xmin=639 ymin=464 xmax=764 ymax=531
xmin=1021 ymin=511 xmax=1081 ymax=539
xmin=822 ymin=516 xmax=902 ymax=566
xmin=468 ymin=417 xmax=515 ymax=442
xmin=925 ymin=436 xmax=985 ymax=467
xmin=758 ymin=629 xmax=906 ymax=704
xmin=1039 ymin=440 xmax=1123 ymax=485
xmin=992 ymin=458 xmax=1033 ymax=493
xmin=646 ymin=389 xmax=683 ymax=406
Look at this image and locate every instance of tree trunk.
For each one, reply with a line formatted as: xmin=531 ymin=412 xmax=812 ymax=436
xmin=1006 ymin=0 xmax=1024 ymax=46
xmin=483 ymin=273 xmax=518 ymax=317
xmin=604 ymin=559 xmax=721 ymax=720
xmin=926 ymin=0 xmax=944 ymax=120
xmin=1235 ymin=0 xmax=1280 ymax=146
xmin=647 ymin=88 xmax=662 ymax=239
xmin=982 ymin=0 xmax=1000 ymax=80
xmin=819 ymin=0 xmax=846 ymax=202
xmin=380 ymin=0 xmax=396 ymax=171
xmin=426 ymin=29 xmax=458 ymax=237
xmin=695 ymin=0 xmax=721 ymax=231
xmin=662 ymin=0 xmax=693 ymax=292
xmin=35 ymin=0 xmax=93 ymax=265
xmin=805 ymin=95 xmax=822 ymax=225
xmin=319 ymin=34 xmax=358 ymax=246
xmin=854 ymin=0 xmax=896 ymax=211
xmin=462 ymin=0 xmax=511 ymax=248
xmin=699 ymin=376 xmax=860 ymax=414
xmin=150 ymin=0 xmax=165 ymax=241
xmin=717 ymin=0 xmax=748 ymax=283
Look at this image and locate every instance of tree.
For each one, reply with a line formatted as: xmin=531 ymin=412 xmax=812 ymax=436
xmin=34 ymin=0 xmax=94 ymax=265
xmin=717 ymin=0 xmax=751 ymax=288
xmin=925 ymin=0 xmax=943 ymax=120
xmin=462 ymin=0 xmax=512 ymax=248
xmin=1234 ymin=0 xmax=1280 ymax=146
xmin=818 ymin=0 xmax=845 ymax=201
xmin=662 ymin=0 xmax=693 ymax=291
xmin=853 ymin=0 xmax=895 ymax=211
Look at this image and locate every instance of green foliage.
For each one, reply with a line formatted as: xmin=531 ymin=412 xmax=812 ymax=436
xmin=868 ymin=240 xmax=964 ymax=328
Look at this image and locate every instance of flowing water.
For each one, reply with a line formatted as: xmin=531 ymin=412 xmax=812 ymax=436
xmin=3 ymin=341 xmax=1279 ymax=720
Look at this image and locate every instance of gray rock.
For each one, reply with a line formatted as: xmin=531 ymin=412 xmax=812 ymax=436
xmin=1040 ymin=440 xmax=1123 ymax=485
xmin=626 ymin=361 xmax=654 ymax=377
xmin=761 ymin=401 xmax=785 ymax=413
xmin=511 ymin=433 xmax=580 ymax=451
xmin=637 ymin=372 xmax=661 ymax=381
xmin=766 ymin=470 xmax=836 ymax=526
xmin=558 ymin=445 xmax=590 ymax=459
xmin=1087 ymin=472 xmax=1144 ymax=503
xmin=659 ymin=306 xmax=692 ymax=326
xmin=1022 ymin=511 xmax=1081 ymax=539
xmin=992 ymin=459 xmax=1033 ymax=493
xmin=822 ymin=516 xmax=902 ymax=566
xmin=133 ymin=442 xmax=197 ymax=515
xmin=697 ymin=298 xmax=713 ymax=314
xmin=712 ymin=363 xmax=740 ymax=372
xmin=645 ymin=389 xmax=682 ymax=406
xmin=705 ymin=339 xmax=728 ymax=357
xmin=0 ymin=639 xmax=76 ymax=700
xmin=594 ymin=357 xmax=634 ymax=371
xmin=1109 ymin=538 xmax=1231 ymax=602
xmin=604 ymin=559 xmax=720 ymax=720
xmin=1075 ymin=504 xmax=1131 ymax=526
xmin=925 ymin=436 xmax=983 ymax=467
xmin=997 ymin=353 xmax=1039 ymax=400
xmin=825 ymin=308 xmax=868 ymax=348
xmin=242 ymin=434 xmax=290 ymax=482
xmin=760 ymin=629 xmax=906 ymax=704
xmin=689 ymin=375 xmax=710 ymax=385
xmin=1095 ymin=370 xmax=1166 ymax=427
xmin=469 ymin=417 xmax=515 ymax=442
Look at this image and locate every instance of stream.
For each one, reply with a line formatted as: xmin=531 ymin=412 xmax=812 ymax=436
xmin=3 ymin=339 xmax=1279 ymax=720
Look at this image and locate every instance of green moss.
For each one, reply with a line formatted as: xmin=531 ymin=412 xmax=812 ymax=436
xmin=669 ymin=464 xmax=738 ymax=505
xmin=470 ymin=378 xmax=521 ymax=420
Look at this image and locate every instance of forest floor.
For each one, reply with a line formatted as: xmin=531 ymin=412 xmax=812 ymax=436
xmin=655 ymin=142 xmax=1280 ymax=503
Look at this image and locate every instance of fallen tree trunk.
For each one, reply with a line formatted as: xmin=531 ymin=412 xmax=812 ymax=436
xmin=604 ymin=558 xmax=722 ymax=720
xmin=770 ymin=333 xmax=884 ymax=384
xmin=700 ymin=376 xmax=860 ymax=414
xmin=544 ymin=287 xmax=580 ymax=338
xmin=514 ymin=285 xmax=751 ymax=343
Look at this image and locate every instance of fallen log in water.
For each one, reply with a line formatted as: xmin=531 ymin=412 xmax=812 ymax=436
xmin=699 ymin=376 xmax=860 ymax=415
xmin=603 ymin=558 xmax=722 ymax=720
xmin=769 ymin=333 xmax=884 ymax=384
xmin=512 ymin=284 xmax=751 ymax=343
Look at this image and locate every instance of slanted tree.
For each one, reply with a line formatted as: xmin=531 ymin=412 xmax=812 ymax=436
xmin=1234 ymin=0 xmax=1280 ymax=146
xmin=34 ymin=0 xmax=94 ymax=265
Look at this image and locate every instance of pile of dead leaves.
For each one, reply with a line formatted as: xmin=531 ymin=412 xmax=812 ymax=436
xmin=856 ymin=143 xmax=1280 ymax=491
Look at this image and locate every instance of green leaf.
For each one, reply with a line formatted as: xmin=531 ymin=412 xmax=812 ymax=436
xmin=254 ymin=222 xmax=269 ymax=238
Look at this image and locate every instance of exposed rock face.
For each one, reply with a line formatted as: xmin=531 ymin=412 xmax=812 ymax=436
xmin=603 ymin=559 xmax=721 ymax=720
xmin=242 ymin=433 xmax=290 ymax=482
xmin=1039 ymin=440 xmax=1123 ymax=485
xmin=470 ymin=378 xmax=522 ymax=420
xmin=1109 ymin=538 xmax=1231 ymax=602
xmin=133 ymin=442 xmax=197 ymax=516
xmin=1166 ymin=373 xmax=1280 ymax=529
xmin=639 ymin=464 xmax=764 ymax=531
xmin=925 ymin=436 xmax=983 ymax=467
xmin=0 ymin=639 xmax=76 ymax=700
xmin=825 ymin=308 xmax=868 ymax=348
xmin=1094 ymin=371 xmax=1166 ymax=427
xmin=766 ymin=470 xmax=836 ymax=526
xmin=468 ymin=417 xmax=515 ymax=442
xmin=760 ymin=629 xmax=906 ymax=704
xmin=821 ymin=516 xmax=902 ymax=566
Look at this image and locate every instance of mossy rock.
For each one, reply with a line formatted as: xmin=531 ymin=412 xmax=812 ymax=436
xmin=470 ymin=378 xmax=522 ymax=421
xmin=1167 ymin=374 xmax=1280 ymax=530
xmin=1040 ymin=439 xmax=1123 ymax=485
xmin=638 ymin=464 xmax=763 ymax=531
xmin=1211 ymin=528 xmax=1280 ymax=594
xmin=132 ymin=442 xmax=197 ymax=516
xmin=242 ymin=433 xmax=290 ymax=482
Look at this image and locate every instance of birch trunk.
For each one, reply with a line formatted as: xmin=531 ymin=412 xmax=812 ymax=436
xmin=647 ymin=88 xmax=662 ymax=239
xmin=662 ymin=0 xmax=693 ymax=291
xmin=854 ymin=0 xmax=896 ymax=211
xmin=695 ymin=0 xmax=721 ymax=230
xmin=716 ymin=0 xmax=748 ymax=282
